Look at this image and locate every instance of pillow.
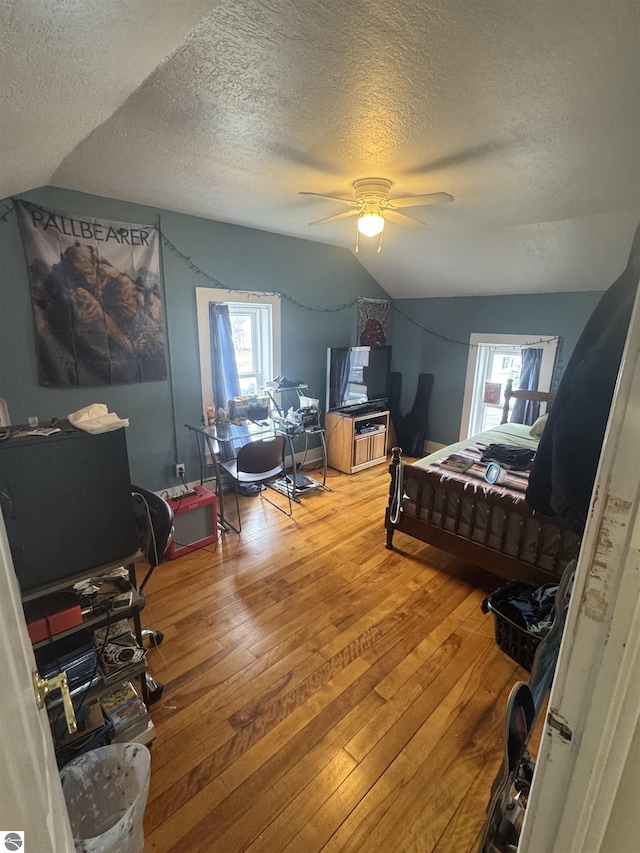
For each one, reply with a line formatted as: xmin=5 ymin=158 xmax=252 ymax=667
xmin=529 ymin=414 xmax=548 ymax=438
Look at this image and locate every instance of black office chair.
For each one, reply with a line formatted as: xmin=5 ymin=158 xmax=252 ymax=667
xmin=218 ymin=435 xmax=292 ymax=531
xmin=131 ymin=486 xmax=174 ymax=704
xmin=131 ymin=485 xmax=174 ymax=647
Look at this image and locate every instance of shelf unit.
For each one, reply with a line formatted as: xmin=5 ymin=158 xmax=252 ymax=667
xmin=22 ymin=555 xmax=153 ymax=755
xmin=272 ymin=424 xmax=330 ymax=502
xmin=325 ymin=409 xmax=390 ymax=474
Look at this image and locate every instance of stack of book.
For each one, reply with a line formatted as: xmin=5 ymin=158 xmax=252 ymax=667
xmin=101 ymin=682 xmax=151 ymax=743
xmin=439 ymin=453 xmax=475 ymax=473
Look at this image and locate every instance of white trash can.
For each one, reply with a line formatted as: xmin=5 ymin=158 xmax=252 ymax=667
xmin=60 ymin=743 xmax=151 ymax=853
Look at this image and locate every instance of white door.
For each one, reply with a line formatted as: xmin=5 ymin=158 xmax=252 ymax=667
xmin=0 ymin=515 xmax=74 ymax=852
xmin=520 ymin=276 xmax=640 ymax=851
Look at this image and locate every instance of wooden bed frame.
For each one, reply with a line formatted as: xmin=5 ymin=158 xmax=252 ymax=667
xmin=500 ymin=377 xmax=555 ymax=425
xmin=384 ymin=383 xmax=576 ymax=585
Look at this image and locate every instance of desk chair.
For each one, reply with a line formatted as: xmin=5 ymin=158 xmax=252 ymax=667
xmin=131 ymin=485 xmax=174 ymax=647
xmin=131 ymin=486 xmax=174 ymax=704
xmin=218 ymin=435 xmax=292 ymax=532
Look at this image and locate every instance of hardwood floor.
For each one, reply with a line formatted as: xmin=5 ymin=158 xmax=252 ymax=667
xmin=140 ymin=463 xmax=527 ymax=852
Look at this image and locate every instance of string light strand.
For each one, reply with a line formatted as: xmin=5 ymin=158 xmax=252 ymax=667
xmin=0 ymin=203 xmax=15 ymax=223
xmin=160 ymin=232 xmax=359 ymax=314
xmin=7 ymin=198 xmax=562 ymax=347
xmin=392 ymin=304 xmax=561 ymax=350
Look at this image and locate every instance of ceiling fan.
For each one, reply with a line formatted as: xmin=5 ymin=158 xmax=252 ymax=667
xmin=299 ymin=178 xmax=454 ymax=252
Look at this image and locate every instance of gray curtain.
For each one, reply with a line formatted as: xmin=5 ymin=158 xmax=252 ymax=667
xmin=512 ymin=347 xmax=543 ymax=425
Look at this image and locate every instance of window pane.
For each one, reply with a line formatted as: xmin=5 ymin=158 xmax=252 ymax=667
xmin=231 ymin=314 xmax=256 ymax=374
xmin=227 ymin=303 xmax=272 ymax=396
xmin=469 ymin=345 xmax=523 ymax=436
xmin=238 ymin=376 xmax=259 ymax=396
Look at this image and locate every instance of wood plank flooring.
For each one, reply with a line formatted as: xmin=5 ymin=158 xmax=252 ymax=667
xmin=140 ymin=463 xmax=527 ymax=852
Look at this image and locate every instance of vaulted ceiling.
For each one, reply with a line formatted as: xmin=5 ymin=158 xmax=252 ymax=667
xmin=2 ymin=0 xmax=639 ymax=298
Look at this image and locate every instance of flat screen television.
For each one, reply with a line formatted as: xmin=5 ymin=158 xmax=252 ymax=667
xmin=0 ymin=426 xmax=138 ymax=593
xmin=326 ymin=345 xmax=392 ymax=412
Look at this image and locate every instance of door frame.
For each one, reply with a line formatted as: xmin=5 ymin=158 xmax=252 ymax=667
xmin=0 ymin=515 xmax=74 ymax=851
xmin=520 ymin=278 xmax=640 ymax=852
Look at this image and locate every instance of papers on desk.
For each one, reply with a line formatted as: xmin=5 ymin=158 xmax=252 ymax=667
xmin=10 ymin=427 xmax=61 ymax=438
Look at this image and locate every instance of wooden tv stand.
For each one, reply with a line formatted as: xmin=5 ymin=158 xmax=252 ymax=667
xmin=325 ymin=408 xmax=389 ymax=474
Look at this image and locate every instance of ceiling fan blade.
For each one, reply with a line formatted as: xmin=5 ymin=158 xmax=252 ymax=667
xmin=390 ymin=192 xmax=454 ymax=208
xmin=384 ymin=209 xmax=427 ymax=230
xmin=403 ymin=140 xmax=510 ymax=177
xmin=298 ymin=192 xmax=358 ymax=206
xmin=309 ymin=209 xmax=360 ymax=226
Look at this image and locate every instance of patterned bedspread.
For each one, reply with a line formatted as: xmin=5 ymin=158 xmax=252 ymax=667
xmin=427 ymin=443 xmax=530 ymax=503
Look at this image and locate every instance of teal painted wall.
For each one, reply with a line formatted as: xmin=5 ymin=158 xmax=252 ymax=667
xmin=0 ymin=187 xmax=389 ymax=489
xmin=0 ymin=185 xmax=609 ymax=484
xmin=391 ymin=290 xmax=604 ymax=446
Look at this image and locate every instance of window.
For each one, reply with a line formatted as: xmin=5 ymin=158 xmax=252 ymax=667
xmin=228 ymin=303 xmax=271 ymax=396
xmin=460 ymin=333 xmax=558 ymax=440
xmin=196 ymin=289 xmax=281 ymax=415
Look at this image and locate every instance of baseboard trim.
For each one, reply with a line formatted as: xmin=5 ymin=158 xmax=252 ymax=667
xmin=424 ymin=440 xmax=446 ymax=455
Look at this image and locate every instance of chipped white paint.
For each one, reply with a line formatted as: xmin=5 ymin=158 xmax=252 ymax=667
xmin=581 ymin=494 xmax=632 ymax=622
xmin=519 ymin=276 xmax=640 ymax=852
xmin=1 ymin=1 xmax=638 ymax=298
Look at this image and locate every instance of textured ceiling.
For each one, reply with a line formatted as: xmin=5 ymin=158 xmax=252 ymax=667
xmin=2 ymin=0 xmax=639 ymax=298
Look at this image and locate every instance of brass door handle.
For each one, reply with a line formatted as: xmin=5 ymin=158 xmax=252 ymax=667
xmin=33 ymin=670 xmax=78 ymax=734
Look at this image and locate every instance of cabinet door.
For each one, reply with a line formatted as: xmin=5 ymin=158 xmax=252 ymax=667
xmin=370 ymin=430 xmax=387 ymax=461
xmin=353 ymin=435 xmax=371 ymax=467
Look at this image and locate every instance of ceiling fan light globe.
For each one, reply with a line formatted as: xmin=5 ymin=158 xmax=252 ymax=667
xmin=357 ymin=213 xmax=385 ymax=237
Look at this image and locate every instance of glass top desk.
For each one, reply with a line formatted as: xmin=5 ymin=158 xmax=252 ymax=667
xmin=184 ymin=420 xmax=273 ymax=533
xmin=184 ymin=419 xmax=329 ymax=532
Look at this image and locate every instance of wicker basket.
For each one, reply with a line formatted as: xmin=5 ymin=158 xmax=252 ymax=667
xmin=482 ymin=591 xmax=544 ymax=672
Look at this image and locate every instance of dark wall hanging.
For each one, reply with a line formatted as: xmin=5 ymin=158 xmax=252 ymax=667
xmin=357 ymin=297 xmax=390 ymax=346
xmin=16 ymin=200 xmax=166 ymax=387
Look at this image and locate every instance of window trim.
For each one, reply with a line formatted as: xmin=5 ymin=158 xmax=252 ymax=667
xmin=460 ymin=333 xmax=558 ymax=440
xmin=195 ymin=288 xmax=281 ymax=416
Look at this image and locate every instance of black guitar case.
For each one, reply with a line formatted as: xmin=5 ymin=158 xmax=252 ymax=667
xmin=399 ymin=373 xmax=434 ymax=456
xmin=387 ymin=371 xmax=402 ymax=451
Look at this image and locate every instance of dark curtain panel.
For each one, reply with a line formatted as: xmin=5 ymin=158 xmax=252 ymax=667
xmin=527 ymin=222 xmax=640 ymax=533
xmin=512 ymin=347 xmax=543 ymax=425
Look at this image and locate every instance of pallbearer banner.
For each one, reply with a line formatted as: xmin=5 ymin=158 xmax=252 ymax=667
xmin=16 ymin=200 xmax=166 ymax=387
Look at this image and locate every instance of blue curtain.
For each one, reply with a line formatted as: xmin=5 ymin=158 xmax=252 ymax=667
xmin=209 ymin=304 xmax=241 ymax=461
xmin=209 ymin=303 xmax=240 ymax=412
xmin=512 ymin=347 xmax=543 ymax=425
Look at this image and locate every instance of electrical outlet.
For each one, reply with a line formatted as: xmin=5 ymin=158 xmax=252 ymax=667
xmin=175 ymin=463 xmax=185 ymax=479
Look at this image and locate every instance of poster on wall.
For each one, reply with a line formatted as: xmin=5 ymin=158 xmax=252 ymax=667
xmin=16 ymin=200 xmax=166 ymax=387
xmin=356 ymin=297 xmax=391 ymax=346
xmin=484 ymin=382 xmax=502 ymax=405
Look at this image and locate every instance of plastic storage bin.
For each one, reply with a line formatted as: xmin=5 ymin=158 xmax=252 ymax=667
xmin=60 ymin=743 xmax=150 ymax=853
xmin=483 ymin=597 xmax=542 ymax=671
xmin=481 ymin=581 xmax=554 ymax=672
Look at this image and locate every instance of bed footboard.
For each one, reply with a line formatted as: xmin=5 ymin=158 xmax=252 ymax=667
xmin=385 ymin=446 xmax=404 ymax=550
